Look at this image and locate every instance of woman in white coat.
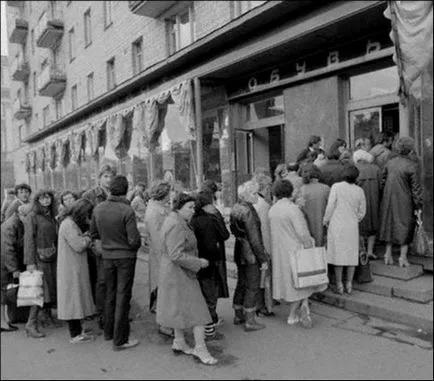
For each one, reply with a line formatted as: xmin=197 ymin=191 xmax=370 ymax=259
xmin=57 ymin=199 xmax=96 ymax=343
xmin=269 ymin=180 xmax=326 ymax=328
xmin=323 ymin=165 xmax=366 ymax=295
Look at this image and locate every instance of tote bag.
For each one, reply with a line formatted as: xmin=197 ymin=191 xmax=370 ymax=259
xmin=17 ymin=270 xmax=44 ymax=307
xmin=292 ymin=245 xmax=329 ymax=289
xmin=413 ymin=211 xmax=429 ymax=256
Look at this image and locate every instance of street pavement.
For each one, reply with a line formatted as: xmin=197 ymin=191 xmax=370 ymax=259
xmin=1 ymin=254 xmax=433 ymax=380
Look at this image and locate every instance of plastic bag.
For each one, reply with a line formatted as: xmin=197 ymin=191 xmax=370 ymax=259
xmin=17 ymin=270 xmax=44 ymax=307
xmin=413 ymin=211 xmax=429 ymax=256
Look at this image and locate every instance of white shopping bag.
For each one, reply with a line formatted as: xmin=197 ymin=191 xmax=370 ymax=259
xmin=292 ymin=246 xmax=329 ymax=289
xmin=17 ymin=270 xmax=44 ymax=307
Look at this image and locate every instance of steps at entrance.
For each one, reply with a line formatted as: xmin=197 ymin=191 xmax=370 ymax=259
xmin=311 ymin=290 xmax=433 ymax=332
xmin=408 ymin=255 xmax=433 ymax=272
xmin=353 ymin=275 xmax=433 ymax=303
xmin=371 ymin=261 xmax=424 ymax=280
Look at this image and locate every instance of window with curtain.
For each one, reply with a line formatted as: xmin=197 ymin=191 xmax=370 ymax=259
xmin=166 ymin=5 xmax=195 ymax=55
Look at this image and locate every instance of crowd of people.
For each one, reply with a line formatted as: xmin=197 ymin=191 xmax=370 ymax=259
xmin=0 ymin=133 xmax=423 ymax=366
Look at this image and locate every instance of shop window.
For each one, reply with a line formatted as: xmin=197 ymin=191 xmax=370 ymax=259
xmin=202 ymin=115 xmax=222 ymax=184
xmin=246 ymin=95 xmax=284 ymax=121
xmin=166 ymin=5 xmax=195 ymax=55
xmin=154 ymin=103 xmax=196 ymax=190
xmin=350 ymin=66 xmax=398 ymax=100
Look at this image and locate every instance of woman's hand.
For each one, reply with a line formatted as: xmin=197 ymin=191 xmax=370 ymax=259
xmin=260 ymin=261 xmax=268 ymax=271
xmin=200 ymin=258 xmax=209 ymax=268
xmin=303 ymin=238 xmax=314 ymax=249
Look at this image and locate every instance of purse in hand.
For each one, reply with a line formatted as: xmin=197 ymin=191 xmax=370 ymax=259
xmin=355 ymin=237 xmax=373 ymax=283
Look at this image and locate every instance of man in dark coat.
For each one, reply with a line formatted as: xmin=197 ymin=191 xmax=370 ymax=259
xmin=90 ymin=175 xmax=142 ymax=351
xmin=191 ymin=190 xmax=230 ymax=340
xmin=82 ymin=164 xmax=116 ymax=328
xmin=296 ymin=135 xmax=322 ymax=164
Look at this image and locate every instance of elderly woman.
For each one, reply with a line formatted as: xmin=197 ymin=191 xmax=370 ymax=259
xmin=353 ymin=149 xmax=382 ymax=260
xmin=323 ymin=166 xmax=366 ymax=295
xmin=57 ymin=199 xmax=96 ymax=344
xmin=1 ymin=204 xmax=32 ymax=332
xmin=144 ymin=181 xmax=172 ymax=336
xmin=380 ymin=137 xmax=423 ymax=267
xmin=252 ymin=173 xmax=274 ymax=316
xmin=269 ymin=180 xmax=325 ymax=328
xmin=230 ymin=181 xmax=269 ymax=332
xmin=157 ymin=193 xmax=218 ymax=365
xmin=300 ymin=164 xmax=330 ymax=247
xmin=24 ymin=189 xmax=60 ymax=338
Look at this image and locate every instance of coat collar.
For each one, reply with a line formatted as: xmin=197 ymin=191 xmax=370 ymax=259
xmin=107 ymin=195 xmax=130 ymax=205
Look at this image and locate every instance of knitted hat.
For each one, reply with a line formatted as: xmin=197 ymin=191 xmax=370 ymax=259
xmin=109 ymin=175 xmax=129 ymax=196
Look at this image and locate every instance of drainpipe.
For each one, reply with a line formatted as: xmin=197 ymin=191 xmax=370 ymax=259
xmin=194 ymin=77 xmax=203 ymax=188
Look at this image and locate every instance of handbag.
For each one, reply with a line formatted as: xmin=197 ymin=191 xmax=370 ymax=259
xmin=355 ymin=237 xmax=373 ymax=284
xmin=292 ymin=242 xmax=329 ymax=289
xmin=412 ymin=211 xmax=429 ymax=256
xmin=17 ymin=270 xmax=44 ymax=307
xmin=37 ymin=244 xmax=57 ymax=262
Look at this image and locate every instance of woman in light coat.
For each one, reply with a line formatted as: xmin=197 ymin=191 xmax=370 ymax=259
xmin=323 ymin=165 xmax=366 ymax=295
xmin=144 ymin=182 xmax=171 ymax=314
xmin=269 ymin=180 xmax=326 ymax=328
xmin=57 ymin=199 xmax=96 ymax=343
xmin=157 ymin=193 xmax=217 ymax=366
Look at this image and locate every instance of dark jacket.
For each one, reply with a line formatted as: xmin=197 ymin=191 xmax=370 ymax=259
xmin=1 ymin=214 xmax=25 ymax=287
xmin=82 ymin=186 xmax=108 ymax=207
xmin=320 ymin=159 xmax=344 ymax=187
xmin=90 ymin=195 xmax=141 ymax=259
xmin=191 ymin=210 xmax=230 ymax=277
xmin=230 ymin=201 xmax=269 ymax=266
xmin=23 ymin=210 xmax=58 ymax=266
xmin=379 ymin=155 xmax=423 ymax=245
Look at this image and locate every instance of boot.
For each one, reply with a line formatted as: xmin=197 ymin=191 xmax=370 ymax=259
xmin=244 ymin=311 xmax=266 ymax=332
xmin=25 ymin=306 xmax=46 ymax=338
xmin=233 ymin=308 xmax=245 ymax=325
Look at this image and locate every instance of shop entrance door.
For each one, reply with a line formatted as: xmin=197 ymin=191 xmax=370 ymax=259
xmin=235 ymin=124 xmax=284 ymax=185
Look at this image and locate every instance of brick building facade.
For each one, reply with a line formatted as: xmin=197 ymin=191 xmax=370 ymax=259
xmin=6 ymin=1 xmax=433 ymax=235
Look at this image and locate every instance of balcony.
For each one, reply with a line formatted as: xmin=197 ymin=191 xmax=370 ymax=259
xmin=11 ymin=56 xmax=30 ymax=82
xmin=38 ymin=64 xmax=66 ymax=98
xmin=9 ymin=18 xmax=28 ymax=45
xmin=128 ymin=1 xmax=178 ymax=18
xmin=13 ymin=98 xmax=32 ymax=120
xmin=35 ymin=10 xmax=64 ymax=49
xmin=6 ymin=1 xmax=23 ymax=7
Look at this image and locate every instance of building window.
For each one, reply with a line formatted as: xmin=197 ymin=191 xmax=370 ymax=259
xmin=232 ymin=1 xmax=267 ymax=18
xmin=167 ymin=5 xmax=195 ymax=55
xmin=55 ymin=99 xmax=62 ymax=119
xmin=71 ymin=85 xmax=78 ymax=111
xmin=103 ymin=1 xmax=113 ymax=28
xmin=31 ymin=29 xmax=35 ymax=55
xmin=349 ymin=66 xmax=398 ymax=100
xmin=132 ymin=37 xmax=143 ymax=75
xmin=84 ymin=8 xmax=92 ymax=47
xmin=19 ymin=125 xmax=24 ymax=143
xmin=68 ymin=27 xmax=76 ymax=61
xmin=87 ymin=72 xmax=94 ymax=102
xmin=1 ymin=102 xmax=6 ymax=119
xmin=43 ymin=105 xmax=50 ymax=127
xmin=106 ymin=58 xmax=116 ymax=90
xmin=33 ymin=72 xmax=37 ymax=96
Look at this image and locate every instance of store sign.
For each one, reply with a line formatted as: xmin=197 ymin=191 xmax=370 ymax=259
xmin=230 ymin=38 xmax=392 ymax=97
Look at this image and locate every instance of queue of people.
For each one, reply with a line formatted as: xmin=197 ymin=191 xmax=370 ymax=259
xmin=0 ymin=134 xmax=424 ymax=367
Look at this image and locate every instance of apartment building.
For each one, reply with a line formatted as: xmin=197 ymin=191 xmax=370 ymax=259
xmin=1 ymin=55 xmax=16 ymax=202
xmin=6 ymin=1 xmax=433 ymax=233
